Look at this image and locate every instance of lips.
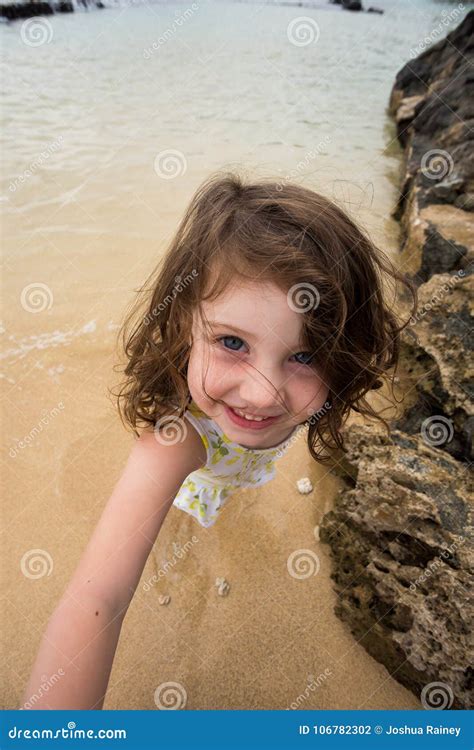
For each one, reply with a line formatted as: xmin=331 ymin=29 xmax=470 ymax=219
xmin=224 ymin=404 xmax=280 ymax=430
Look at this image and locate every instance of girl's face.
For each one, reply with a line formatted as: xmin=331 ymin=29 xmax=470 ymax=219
xmin=186 ymin=278 xmax=330 ymax=449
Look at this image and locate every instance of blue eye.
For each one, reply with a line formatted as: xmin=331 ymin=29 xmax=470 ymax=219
xmin=217 ymin=335 xmax=245 ymax=352
xmin=292 ymin=351 xmax=315 ymax=366
xmin=217 ymin=336 xmax=313 ymax=366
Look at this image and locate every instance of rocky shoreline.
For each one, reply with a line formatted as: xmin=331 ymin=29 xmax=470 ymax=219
xmin=0 ymin=0 xmax=385 ymax=22
xmin=0 ymin=0 xmax=102 ymax=22
xmin=320 ymin=10 xmax=473 ymax=709
xmin=329 ymin=0 xmax=384 ymax=13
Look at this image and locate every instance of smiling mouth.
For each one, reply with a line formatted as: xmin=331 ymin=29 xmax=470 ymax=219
xmin=230 ymin=406 xmax=277 ymax=421
xmin=223 ymin=404 xmax=281 ymax=429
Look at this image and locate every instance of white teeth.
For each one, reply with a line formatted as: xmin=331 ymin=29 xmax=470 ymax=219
xmin=234 ymin=408 xmax=266 ymax=421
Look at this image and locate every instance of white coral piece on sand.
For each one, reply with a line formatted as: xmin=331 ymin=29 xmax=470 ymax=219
xmin=297 ymin=477 xmax=313 ymax=494
xmin=215 ymin=577 xmax=230 ymax=596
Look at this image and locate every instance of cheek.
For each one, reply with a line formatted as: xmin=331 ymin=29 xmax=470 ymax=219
xmin=186 ymin=347 xmax=202 ymax=395
xmin=186 ymin=347 xmax=236 ymax=397
xmin=290 ymin=374 xmax=329 ymax=411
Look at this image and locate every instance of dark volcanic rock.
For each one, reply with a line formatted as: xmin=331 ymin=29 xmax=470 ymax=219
xmin=320 ymin=424 xmax=473 ymax=709
xmin=394 ymin=270 xmax=473 ymax=463
xmin=330 ymin=0 xmax=362 ymax=8
xmin=0 ymin=1 xmax=55 ymax=20
xmin=321 ymin=12 xmax=474 ymax=710
xmin=389 ymin=11 xmax=474 ymax=286
xmin=342 ymin=0 xmax=362 ymax=10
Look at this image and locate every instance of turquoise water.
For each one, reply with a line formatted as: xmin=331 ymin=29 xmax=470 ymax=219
xmin=1 ymin=0 xmax=471 ymax=253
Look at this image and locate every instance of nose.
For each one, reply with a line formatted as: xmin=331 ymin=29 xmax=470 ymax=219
xmin=238 ymin=368 xmax=283 ymax=414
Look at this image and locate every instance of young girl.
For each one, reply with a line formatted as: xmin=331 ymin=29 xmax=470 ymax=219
xmin=22 ymin=171 xmax=416 ymax=709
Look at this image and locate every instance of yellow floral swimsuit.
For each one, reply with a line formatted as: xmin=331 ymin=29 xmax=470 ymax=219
xmin=172 ymin=400 xmax=299 ymax=527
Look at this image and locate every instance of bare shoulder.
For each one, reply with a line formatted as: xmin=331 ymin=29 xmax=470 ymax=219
xmin=136 ymin=415 xmax=206 ymax=478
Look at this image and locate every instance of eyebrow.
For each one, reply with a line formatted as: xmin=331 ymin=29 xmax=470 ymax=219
xmin=208 ymin=320 xmax=304 ymax=351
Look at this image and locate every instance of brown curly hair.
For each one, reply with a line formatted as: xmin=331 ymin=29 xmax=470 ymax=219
xmin=112 ymin=171 xmax=417 ymax=464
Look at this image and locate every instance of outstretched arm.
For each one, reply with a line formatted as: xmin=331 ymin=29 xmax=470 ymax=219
xmin=21 ymin=424 xmax=205 ymax=710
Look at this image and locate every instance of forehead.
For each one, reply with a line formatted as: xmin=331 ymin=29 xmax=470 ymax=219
xmin=197 ymin=279 xmax=305 ymax=346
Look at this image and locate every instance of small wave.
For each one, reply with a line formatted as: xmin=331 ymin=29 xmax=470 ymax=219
xmin=1 ymin=319 xmax=97 ymax=363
